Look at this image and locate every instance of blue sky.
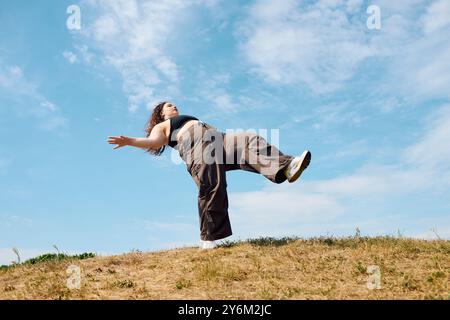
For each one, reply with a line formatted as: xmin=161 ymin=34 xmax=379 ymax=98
xmin=1 ymin=0 xmax=450 ymax=265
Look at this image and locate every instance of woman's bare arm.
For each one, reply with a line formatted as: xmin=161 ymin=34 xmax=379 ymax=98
xmin=108 ymin=125 xmax=168 ymax=150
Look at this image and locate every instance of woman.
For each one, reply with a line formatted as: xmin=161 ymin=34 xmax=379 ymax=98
xmin=107 ymin=101 xmax=311 ymax=249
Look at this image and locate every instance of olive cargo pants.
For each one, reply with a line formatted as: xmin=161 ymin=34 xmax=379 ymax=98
xmin=176 ymin=122 xmax=294 ymax=241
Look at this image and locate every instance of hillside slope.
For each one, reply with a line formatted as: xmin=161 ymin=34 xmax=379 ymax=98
xmin=1 ymin=237 xmax=449 ymax=299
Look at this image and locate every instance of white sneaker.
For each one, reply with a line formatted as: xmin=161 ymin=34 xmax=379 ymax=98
xmin=200 ymin=240 xmax=217 ymax=250
xmin=284 ymin=150 xmax=311 ymax=183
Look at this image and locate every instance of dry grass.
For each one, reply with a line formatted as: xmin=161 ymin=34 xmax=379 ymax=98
xmin=0 ymin=237 xmax=449 ymax=300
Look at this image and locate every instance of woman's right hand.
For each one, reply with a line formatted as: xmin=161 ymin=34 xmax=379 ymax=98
xmin=107 ymin=135 xmax=132 ymax=149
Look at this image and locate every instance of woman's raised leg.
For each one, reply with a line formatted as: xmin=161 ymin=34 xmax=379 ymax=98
xmin=223 ymin=131 xmax=294 ymax=184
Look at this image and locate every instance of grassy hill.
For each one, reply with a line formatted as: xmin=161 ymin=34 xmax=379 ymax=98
xmin=1 ymin=236 xmax=449 ymax=300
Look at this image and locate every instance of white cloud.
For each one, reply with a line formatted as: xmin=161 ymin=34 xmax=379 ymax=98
xmin=75 ymin=45 xmax=93 ymax=64
xmin=211 ymin=93 xmax=236 ymax=113
xmin=236 ymin=0 xmax=450 ymax=100
xmin=154 ymin=56 xmax=179 ymax=83
xmin=63 ymin=46 xmax=93 ymax=64
xmin=0 ymin=65 xmax=24 ymax=87
xmin=128 ymin=104 xmax=139 ymax=113
xmin=63 ymin=50 xmax=78 ymax=64
xmin=77 ymin=0 xmax=215 ymax=113
xmin=422 ymin=0 xmax=450 ymax=34
xmin=228 ymin=103 xmax=450 ymax=239
xmin=228 ymin=165 xmax=445 ymax=239
xmin=354 ymin=0 xmax=450 ymax=101
xmin=230 ymin=185 xmax=344 ymax=236
xmin=383 ymin=28 xmax=450 ymax=101
xmin=346 ymin=0 xmax=363 ymax=13
xmin=93 ymin=15 xmax=119 ymax=41
xmin=0 ymin=63 xmax=68 ymax=131
xmin=195 ymin=71 xmax=239 ymax=115
xmin=237 ymin=0 xmax=376 ymax=93
xmin=228 ymin=165 xmax=426 ymax=238
xmin=40 ymin=100 xmax=57 ymax=111
xmin=403 ymin=104 xmax=450 ymax=178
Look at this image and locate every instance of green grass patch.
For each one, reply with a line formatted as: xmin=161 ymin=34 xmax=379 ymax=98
xmin=0 ymin=252 xmax=96 ymax=270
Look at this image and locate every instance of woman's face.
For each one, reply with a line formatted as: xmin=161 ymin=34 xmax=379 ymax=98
xmin=161 ymin=102 xmax=179 ymax=120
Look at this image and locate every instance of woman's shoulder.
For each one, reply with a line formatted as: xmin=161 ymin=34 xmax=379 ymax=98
xmin=156 ymin=119 xmax=171 ymax=127
xmin=153 ymin=119 xmax=170 ymax=135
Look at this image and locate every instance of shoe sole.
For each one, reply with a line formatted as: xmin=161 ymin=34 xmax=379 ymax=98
xmin=288 ymin=150 xmax=311 ymax=183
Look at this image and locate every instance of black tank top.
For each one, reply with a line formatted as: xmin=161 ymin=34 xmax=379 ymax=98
xmin=168 ymin=115 xmax=199 ymax=148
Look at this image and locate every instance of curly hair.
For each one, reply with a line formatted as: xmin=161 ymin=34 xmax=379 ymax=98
xmin=143 ymin=101 xmax=168 ymax=156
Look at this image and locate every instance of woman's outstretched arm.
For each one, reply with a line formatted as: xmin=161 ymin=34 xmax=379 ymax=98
xmin=108 ymin=126 xmax=168 ymax=150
